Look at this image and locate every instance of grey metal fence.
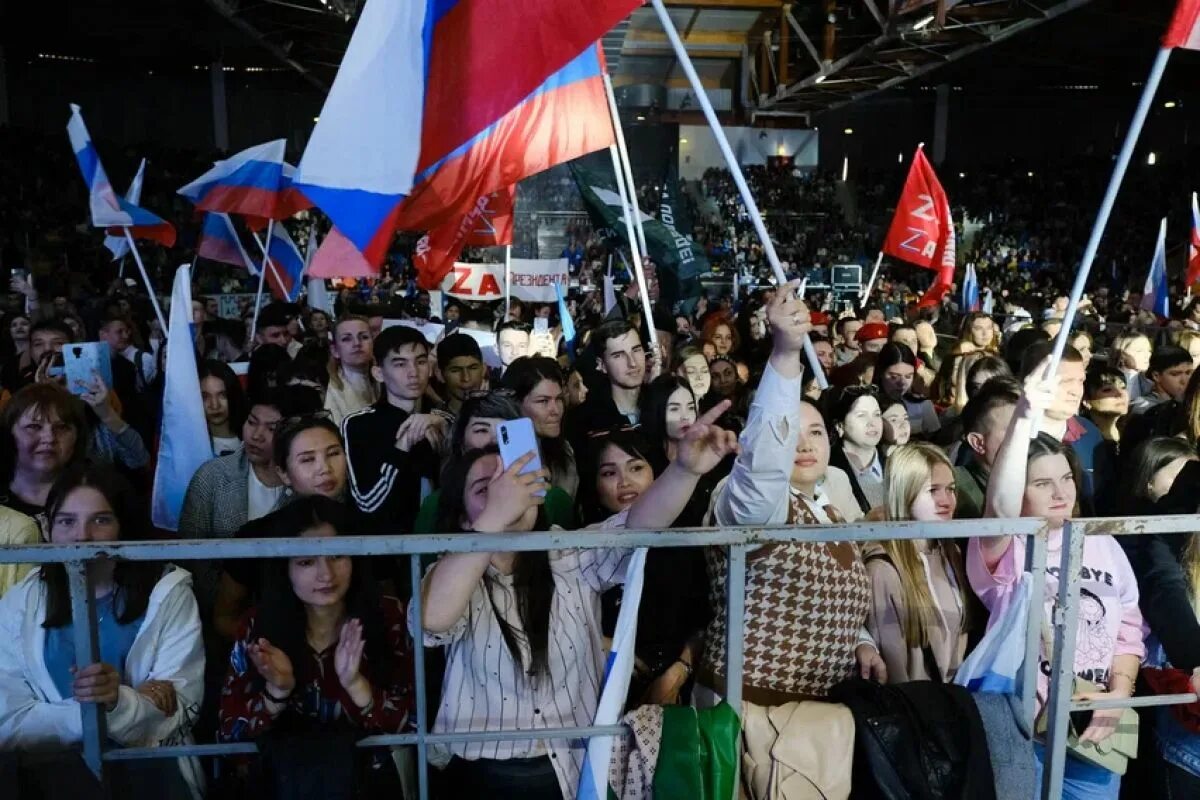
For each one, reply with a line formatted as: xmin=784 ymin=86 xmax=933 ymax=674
xmin=2 ymin=515 xmax=1194 ymax=800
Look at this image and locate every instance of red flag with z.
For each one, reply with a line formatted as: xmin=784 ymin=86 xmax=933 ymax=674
xmin=882 ymin=145 xmax=956 ymax=308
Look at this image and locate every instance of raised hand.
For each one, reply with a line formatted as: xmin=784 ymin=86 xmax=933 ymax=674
xmin=247 ymin=638 xmax=296 ymax=698
xmin=675 ymin=400 xmax=740 ymax=476
xmin=766 ymin=278 xmax=812 ymax=356
xmin=334 ymin=618 xmax=366 ymax=690
xmin=474 ymin=452 xmax=549 ymax=533
xmin=1020 ymin=354 xmax=1058 ymax=415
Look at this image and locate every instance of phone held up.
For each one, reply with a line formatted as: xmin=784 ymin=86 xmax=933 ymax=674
xmin=496 ymin=418 xmax=548 ymax=497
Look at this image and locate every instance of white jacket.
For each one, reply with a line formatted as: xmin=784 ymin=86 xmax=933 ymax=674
xmin=0 ymin=565 xmax=205 ymax=798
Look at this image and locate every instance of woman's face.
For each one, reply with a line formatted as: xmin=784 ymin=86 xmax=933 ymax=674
xmin=566 ymin=371 xmax=588 ymax=407
xmin=702 ymin=342 xmax=717 ymax=360
xmin=281 ymin=428 xmax=347 ymax=499
xmin=462 ymin=453 xmax=537 ymax=531
xmin=12 ymin=405 xmax=77 ymax=478
xmin=880 ymin=404 xmax=912 ymax=446
xmin=9 ymin=316 xmax=30 ymax=343
xmin=200 ymin=376 xmax=230 ymax=432
xmin=710 ymin=360 xmax=738 ymax=398
xmin=664 ymin=387 xmax=697 ymax=441
xmin=880 ymin=362 xmax=915 ymax=400
xmin=1023 ymin=453 xmax=1076 ymax=528
xmin=1149 ymin=455 xmax=1195 ymax=502
xmin=677 ymin=354 xmax=711 ymax=398
xmin=710 ymin=324 xmax=734 ymax=355
xmin=462 ymin=416 xmax=503 ymax=452
xmin=50 ymin=486 xmax=119 ymax=544
xmin=838 ymin=395 xmax=882 ymax=448
xmin=595 ymin=443 xmax=654 ymax=514
xmin=288 ymin=523 xmax=352 ymax=607
xmin=791 ymin=403 xmax=830 ymax=490
xmin=521 ymin=378 xmax=565 ymax=439
xmin=969 ymin=318 xmax=992 ymax=348
xmin=333 ymin=320 xmax=372 ymax=370
xmin=908 ymin=462 xmax=957 ymax=522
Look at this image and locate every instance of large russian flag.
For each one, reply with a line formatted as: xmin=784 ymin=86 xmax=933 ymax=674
xmin=261 ymin=224 xmax=306 ymax=302
xmin=294 ymin=0 xmax=639 ymax=269
xmin=198 ymin=212 xmax=257 ymax=273
xmin=67 ymin=105 xmax=176 ymax=247
xmin=178 ymin=140 xmax=311 ymax=221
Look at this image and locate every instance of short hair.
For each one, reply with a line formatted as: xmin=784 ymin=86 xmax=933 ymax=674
xmin=256 ymin=303 xmax=294 ymax=332
xmin=1148 ymin=345 xmax=1192 ymax=377
xmin=1018 ymin=341 xmax=1081 ymax=380
xmin=1085 ymin=365 xmax=1128 ymax=398
xmin=674 ymin=343 xmax=706 ymax=364
xmin=1005 ymin=328 xmax=1050 ymax=374
xmin=835 ymin=317 xmax=860 ymax=337
xmin=30 ymin=319 xmax=74 ymax=342
xmin=372 ymin=325 xmax=429 ymax=364
xmin=592 ymin=319 xmax=639 ymax=355
xmin=437 ymin=333 xmax=483 ymax=370
xmin=2 ymin=383 xmax=89 ymax=479
xmin=960 ymin=376 xmax=1021 ymax=437
xmin=496 ymin=320 xmax=532 ymax=336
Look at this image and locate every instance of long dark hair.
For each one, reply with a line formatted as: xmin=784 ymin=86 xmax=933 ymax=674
xmin=499 ymin=356 xmax=571 ymax=476
xmin=249 ymin=496 xmax=393 ymax=679
xmin=638 ymin=376 xmax=694 ymax=471
xmin=577 ymin=427 xmax=659 ymax=525
xmin=200 ymin=359 xmax=250 ymax=437
xmin=41 ymin=466 xmax=160 ymax=628
xmin=449 ymin=392 xmax=521 ymax=457
xmin=436 ymin=447 xmax=553 ymax=681
xmin=871 ymin=342 xmax=920 ymax=400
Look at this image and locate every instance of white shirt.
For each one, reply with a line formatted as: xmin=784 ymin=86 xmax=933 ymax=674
xmin=247 ymin=467 xmax=285 ymax=521
xmin=121 ymin=344 xmax=157 ymax=385
xmin=212 ymin=436 xmax=242 ymax=458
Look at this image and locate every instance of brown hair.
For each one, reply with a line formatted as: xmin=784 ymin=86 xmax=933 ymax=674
xmin=327 ymin=314 xmax=379 ymax=400
xmin=1 ymin=383 xmax=89 ymax=481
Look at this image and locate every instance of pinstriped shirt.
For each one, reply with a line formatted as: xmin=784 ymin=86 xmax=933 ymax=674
xmin=409 ymin=513 xmax=630 ymax=799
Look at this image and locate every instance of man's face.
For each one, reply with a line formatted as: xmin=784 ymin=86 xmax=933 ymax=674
xmin=1154 ymin=362 xmax=1194 ymax=402
xmin=1047 ymin=361 xmax=1086 ymax=422
xmin=443 ymin=355 xmax=484 ymax=402
xmin=99 ymin=321 xmax=130 ymax=352
xmin=813 ymin=340 xmax=834 ymax=371
xmin=257 ymin=324 xmax=291 ymax=348
xmin=497 ymin=330 xmax=530 ymax=367
xmin=445 ymin=305 xmax=461 ymax=322
xmin=31 ymin=330 xmax=68 ymax=363
xmin=205 ymin=298 xmax=219 ymax=319
xmin=840 ymin=320 xmax=862 ymax=349
xmin=969 ymin=403 xmax=1017 ymax=470
xmin=599 ymin=330 xmax=646 ymax=390
xmin=192 ymin=301 xmax=207 ymax=324
xmin=372 ymin=343 xmax=431 ymax=402
xmin=861 ymin=337 xmax=887 ymax=354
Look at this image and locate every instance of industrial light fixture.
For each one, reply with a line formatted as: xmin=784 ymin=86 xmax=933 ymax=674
xmin=680 ymin=138 xmax=688 ymax=144
xmin=815 ymin=74 xmax=827 ymax=84
xmin=844 ymin=128 xmax=854 ymax=135
xmin=898 ymin=153 xmax=903 ymax=163
xmin=1148 ymin=152 xmax=1158 ymax=166
xmin=313 ymin=116 xmax=320 ymax=123
xmin=842 ymin=156 xmax=849 ymax=182
xmin=913 ymin=14 xmax=935 ymax=30
xmin=1027 ymin=171 xmax=1034 ymax=178
xmin=1165 ymin=101 xmax=1178 ymax=108
xmin=636 ymin=115 xmax=646 ymax=121
xmin=959 ymin=172 xmax=966 ymax=178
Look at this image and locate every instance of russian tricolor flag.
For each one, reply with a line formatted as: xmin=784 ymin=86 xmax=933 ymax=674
xmin=178 ymin=140 xmax=311 ymax=221
xmin=198 ymin=212 xmax=257 ymax=273
xmin=67 ymin=105 xmax=176 ymax=247
xmin=961 ymin=262 xmax=980 ymax=313
xmin=261 ymin=224 xmax=306 ymax=302
xmin=103 ymin=158 xmax=146 ymax=261
xmin=294 ymin=0 xmax=638 ymax=269
xmin=1166 ymin=0 xmax=1200 ymax=50
xmin=1141 ymin=217 xmax=1170 ymax=318
xmin=1187 ymin=192 xmax=1200 ymax=289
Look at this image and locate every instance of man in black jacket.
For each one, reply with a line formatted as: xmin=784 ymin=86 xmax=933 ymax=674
xmin=570 ymin=319 xmax=647 ymax=454
xmin=341 ymin=326 xmax=444 ymax=535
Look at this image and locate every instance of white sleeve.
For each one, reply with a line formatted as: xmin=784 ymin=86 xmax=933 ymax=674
xmin=713 ymin=362 xmax=802 ymax=527
xmin=0 ymin=586 xmax=84 ymax=749
xmin=106 ymin=578 xmax=205 ymax=747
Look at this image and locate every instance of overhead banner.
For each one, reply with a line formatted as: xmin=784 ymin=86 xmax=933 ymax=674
xmin=509 ymin=258 xmax=569 ymax=302
xmin=441 ymin=262 xmax=504 ymax=300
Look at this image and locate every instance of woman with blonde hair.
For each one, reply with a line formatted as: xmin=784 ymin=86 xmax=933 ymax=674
xmin=864 ymin=442 xmax=969 ymax=683
xmin=324 ymin=315 xmax=378 ymax=426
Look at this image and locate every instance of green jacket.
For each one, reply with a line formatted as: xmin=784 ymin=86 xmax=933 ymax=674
xmin=954 ymin=460 xmax=989 ymax=520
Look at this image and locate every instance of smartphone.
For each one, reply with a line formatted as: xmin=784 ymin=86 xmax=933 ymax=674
xmin=63 ymin=342 xmax=113 ymax=397
xmin=534 ymin=317 xmax=549 ymax=335
xmin=497 ymin=418 xmax=547 ymax=497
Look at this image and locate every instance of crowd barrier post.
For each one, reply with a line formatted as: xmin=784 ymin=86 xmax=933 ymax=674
xmin=69 ymin=559 xmax=107 ymax=781
xmin=409 ymin=554 xmax=431 ymax=800
xmin=724 ymin=545 xmax=748 ymax=712
xmin=1022 ymin=525 xmax=1050 ymax=730
xmin=1040 ymin=520 xmax=1086 ymax=796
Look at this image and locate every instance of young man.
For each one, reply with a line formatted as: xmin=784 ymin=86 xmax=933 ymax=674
xmin=833 ymin=316 xmax=862 ymax=365
xmin=98 ymin=314 xmax=157 ymax=389
xmin=496 ymin=320 xmax=531 ymax=373
xmin=954 ymin=377 xmax=1020 ymax=519
xmin=341 ymin=326 xmax=444 ymax=534
xmin=855 ymin=322 xmax=890 ymax=354
xmin=435 ymin=333 xmax=485 ymax=416
xmin=253 ymin=303 xmax=294 ymax=352
xmin=571 ymin=319 xmax=647 ymax=448
xmin=1129 ymin=345 xmax=1193 ymax=415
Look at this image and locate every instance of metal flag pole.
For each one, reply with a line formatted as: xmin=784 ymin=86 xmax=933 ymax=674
xmin=603 ymin=73 xmax=649 ymax=257
xmin=861 ymin=251 xmax=885 ymax=300
xmin=250 ymin=219 xmax=275 ymax=341
xmin=606 ymin=143 xmax=657 ymax=350
xmin=122 ymin=228 xmax=169 ymax=334
xmin=504 ymin=244 xmax=513 ymax=318
xmin=648 ymin=0 xmax=826 ymax=388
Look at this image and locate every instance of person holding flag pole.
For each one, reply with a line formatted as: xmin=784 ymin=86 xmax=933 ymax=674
xmin=646 ymin=0 xmax=827 ymax=389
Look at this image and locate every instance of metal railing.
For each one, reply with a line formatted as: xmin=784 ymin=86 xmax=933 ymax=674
xmin=1 ymin=515 xmax=1194 ymax=799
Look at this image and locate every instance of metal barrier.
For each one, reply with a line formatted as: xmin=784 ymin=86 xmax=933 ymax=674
xmin=3 ymin=515 xmax=1195 ymax=800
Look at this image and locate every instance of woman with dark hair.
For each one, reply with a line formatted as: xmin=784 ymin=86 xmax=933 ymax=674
xmin=873 ymin=342 xmax=940 ymax=439
xmin=1122 ymin=436 xmax=1196 ymax=515
xmin=246 ymin=343 xmax=291 ymax=403
xmin=417 ymin=404 xmax=737 ymax=799
xmin=825 ymin=385 xmax=886 ymax=514
xmin=200 ymin=360 xmax=249 ymax=457
xmin=499 ymin=355 xmax=578 ymax=498
xmin=0 ymin=466 xmax=204 ymax=799
xmin=218 ymin=496 xmax=413 ymax=792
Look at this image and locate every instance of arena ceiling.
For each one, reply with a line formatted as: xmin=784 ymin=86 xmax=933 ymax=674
xmin=4 ymin=0 xmax=1192 ymax=119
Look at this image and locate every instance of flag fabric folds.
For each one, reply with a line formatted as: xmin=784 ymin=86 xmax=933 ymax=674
xmin=961 ymin=262 xmax=980 ymax=312
xmin=576 ymin=548 xmax=646 ymax=800
xmin=881 ymin=145 xmax=956 ymax=308
xmin=151 ymin=265 xmax=213 ymax=530
xmin=1188 ymin=192 xmax=1200 ymax=289
xmin=1142 ymin=217 xmax=1170 ymax=318
xmin=67 ymin=105 xmax=176 ymax=247
xmin=295 ymin=0 xmax=638 ymax=267
xmin=657 ymin=159 xmax=707 ymax=309
xmin=103 ymin=159 xmax=147 ymax=260
xmin=262 ymin=224 xmax=307 ymax=302
xmin=1165 ymin=0 xmax=1200 ymax=50
xmin=413 ymin=186 xmax=516 ymax=289
xmin=307 ymin=225 xmax=380 ymax=279
xmin=198 ymin=213 xmax=257 ymax=274
xmin=178 ymin=140 xmax=311 ymax=221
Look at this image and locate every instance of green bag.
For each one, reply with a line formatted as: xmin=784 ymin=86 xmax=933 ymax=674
xmin=655 ymin=702 xmax=741 ymax=800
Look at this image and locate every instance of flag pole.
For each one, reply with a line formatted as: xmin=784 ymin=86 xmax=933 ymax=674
xmin=603 ymin=74 xmax=649 ymax=258
xmin=122 ymin=228 xmax=169 ymax=334
xmin=504 ymin=244 xmax=513 ymax=318
xmin=861 ymin=251 xmax=884 ymax=300
xmin=250 ymin=219 xmax=275 ymax=341
xmin=608 ymin=144 xmax=644 ymax=272
xmin=607 ymin=144 xmax=655 ymax=348
xmin=648 ymin=0 xmax=826 ymax=388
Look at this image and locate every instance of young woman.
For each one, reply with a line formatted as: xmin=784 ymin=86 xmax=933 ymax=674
xmin=577 ymin=424 xmax=713 ymax=709
xmin=0 ymin=466 xmax=204 ymax=799
xmin=200 ymin=360 xmax=248 ymax=457
xmin=416 ymin=404 xmax=736 ymax=799
xmin=873 ymin=342 xmax=940 ymax=438
xmin=675 ymin=344 xmax=713 ymax=404
xmin=826 ymin=386 xmax=886 ymax=514
xmin=864 ymin=442 xmax=968 ymax=683
xmin=324 ymin=316 xmax=378 ymax=427
xmin=1122 ymin=436 xmax=1196 ymax=515
xmin=499 ymin=356 xmax=578 ymax=498
xmin=972 ymin=358 xmax=1144 ymax=799
xmin=879 ymin=397 xmax=912 ymax=459
xmin=701 ymin=314 xmax=739 ymax=359
xmin=218 ymin=496 xmax=413 ymax=791
xmin=957 ymin=311 xmax=998 ymax=355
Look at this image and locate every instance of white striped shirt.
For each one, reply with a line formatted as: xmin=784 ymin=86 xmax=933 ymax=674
xmin=409 ymin=515 xmax=630 ymax=799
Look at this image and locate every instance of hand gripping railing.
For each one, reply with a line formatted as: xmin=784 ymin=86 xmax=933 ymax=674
xmin=0 ymin=516 xmax=1077 ymax=799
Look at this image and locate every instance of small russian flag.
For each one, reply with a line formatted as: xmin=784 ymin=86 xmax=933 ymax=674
xmin=198 ymin=212 xmax=257 ymax=274
xmin=1141 ymin=217 xmax=1170 ymax=318
xmin=261 ymin=224 xmax=306 ymax=302
xmin=178 ymin=140 xmax=311 ymax=221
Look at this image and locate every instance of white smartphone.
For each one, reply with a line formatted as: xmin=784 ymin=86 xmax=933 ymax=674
xmin=63 ymin=342 xmax=113 ymax=397
xmin=496 ymin=418 xmax=547 ymax=497
xmin=534 ymin=317 xmax=549 ymax=334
